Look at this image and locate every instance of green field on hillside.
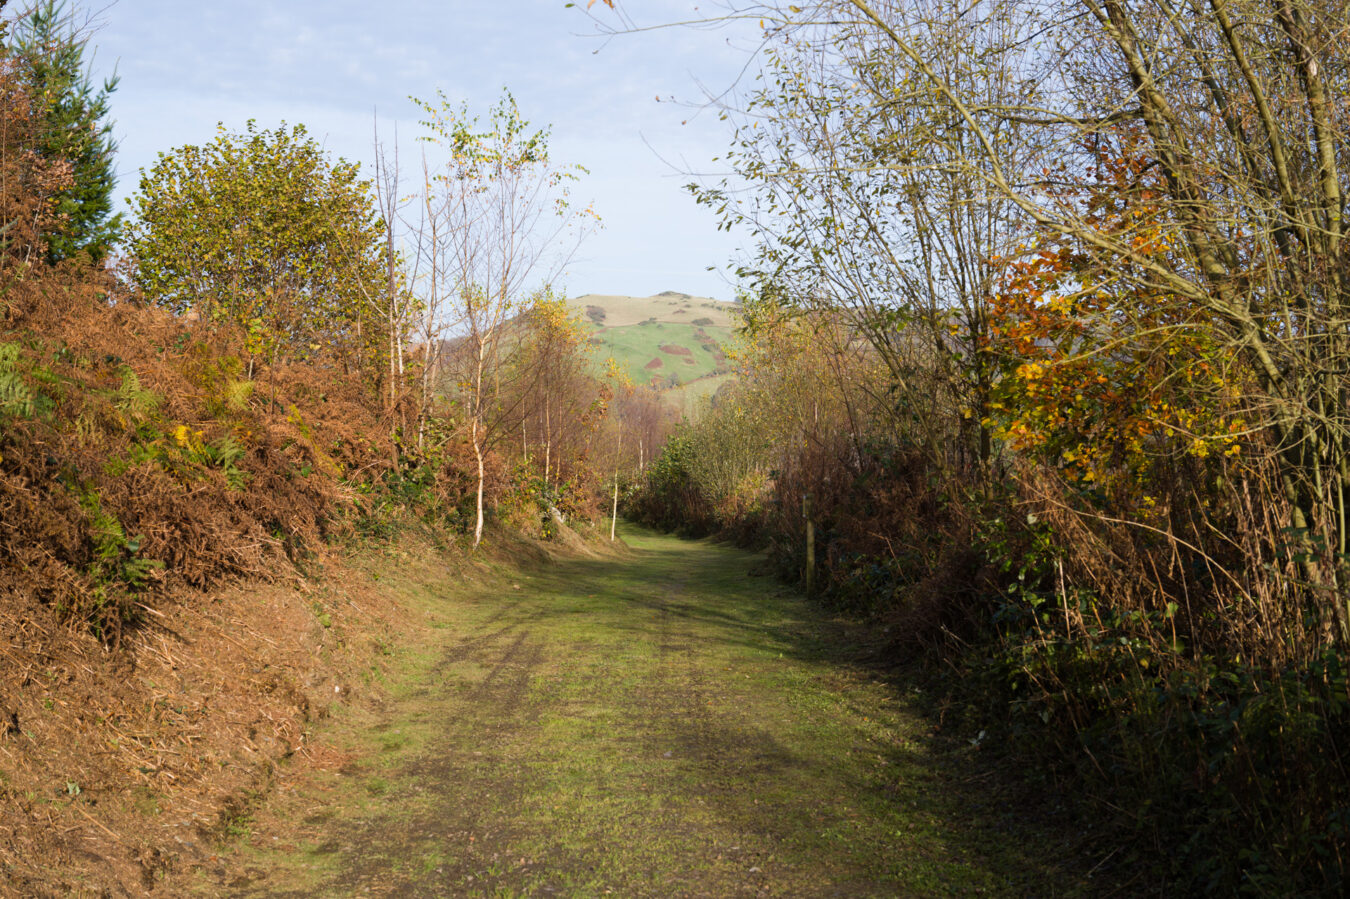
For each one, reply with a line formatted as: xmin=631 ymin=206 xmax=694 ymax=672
xmin=570 ymin=292 xmax=740 ymax=393
xmin=587 ymin=320 xmax=733 ymax=387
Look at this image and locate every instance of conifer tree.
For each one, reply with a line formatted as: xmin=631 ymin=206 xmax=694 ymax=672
xmin=12 ymin=0 xmax=121 ymax=263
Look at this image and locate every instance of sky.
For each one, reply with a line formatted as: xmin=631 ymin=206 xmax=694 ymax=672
xmin=78 ymin=0 xmax=762 ymax=302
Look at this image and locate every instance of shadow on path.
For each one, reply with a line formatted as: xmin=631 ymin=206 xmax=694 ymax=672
xmin=223 ymin=524 xmax=1104 ymax=898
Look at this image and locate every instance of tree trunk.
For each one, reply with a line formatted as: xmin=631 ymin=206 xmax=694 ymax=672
xmin=473 ymin=422 xmax=486 ymax=548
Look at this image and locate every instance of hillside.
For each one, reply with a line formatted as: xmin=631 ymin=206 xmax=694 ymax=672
xmin=571 ymin=292 xmax=740 ymax=407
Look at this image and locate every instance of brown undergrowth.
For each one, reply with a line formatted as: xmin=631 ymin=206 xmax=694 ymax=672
xmin=0 ymin=42 xmax=622 ymax=894
xmin=0 ymin=541 xmax=386 ymax=896
xmin=0 ymin=502 xmax=617 ymax=899
xmin=0 ymin=286 xmax=570 ymax=895
xmin=0 ymin=53 xmax=416 ymax=893
xmin=0 ymin=520 xmax=501 ymax=897
xmin=0 ymin=132 xmax=523 ymax=899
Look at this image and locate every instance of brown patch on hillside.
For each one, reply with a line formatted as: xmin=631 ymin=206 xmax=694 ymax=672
xmin=660 ymin=344 xmax=692 ymax=356
xmin=644 ymin=358 xmax=664 ymax=370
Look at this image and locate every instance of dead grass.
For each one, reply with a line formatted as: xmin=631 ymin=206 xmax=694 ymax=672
xmin=0 ymin=527 xmax=448 ymax=897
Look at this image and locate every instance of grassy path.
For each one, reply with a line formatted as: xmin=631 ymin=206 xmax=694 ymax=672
xmin=215 ymin=526 xmax=1092 ymax=897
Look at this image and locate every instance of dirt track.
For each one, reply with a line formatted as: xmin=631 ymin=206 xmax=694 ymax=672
xmin=205 ymin=526 xmax=1096 ymax=897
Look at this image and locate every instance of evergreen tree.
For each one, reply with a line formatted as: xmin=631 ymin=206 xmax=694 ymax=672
xmin=12 ymin=0 xmax=120 ymax=263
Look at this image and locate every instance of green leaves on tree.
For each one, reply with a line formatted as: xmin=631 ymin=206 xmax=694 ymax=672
xmin=126 ymin=122 xmax=389 ymax=378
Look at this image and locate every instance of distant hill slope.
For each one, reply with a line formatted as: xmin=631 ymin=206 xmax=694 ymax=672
xmin=571 ymin=292 xmax=740 ymax=404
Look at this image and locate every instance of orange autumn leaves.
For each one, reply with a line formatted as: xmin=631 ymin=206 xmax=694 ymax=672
xmin=984 ymin=140 xmax=1244 ymax=490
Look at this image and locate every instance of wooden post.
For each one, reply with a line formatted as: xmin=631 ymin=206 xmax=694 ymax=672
xmin=611 ymin=470 xmax=620 ymax=541
xmin=803 ymin=492 xmax=815 ymax=598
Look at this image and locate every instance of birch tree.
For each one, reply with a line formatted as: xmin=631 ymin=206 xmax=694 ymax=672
xmin=415 ymin=91 xmax=596 ymax=547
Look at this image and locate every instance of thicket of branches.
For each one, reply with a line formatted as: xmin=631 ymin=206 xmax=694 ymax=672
xmin=625 ymin=0 xmax=1350 ymax=890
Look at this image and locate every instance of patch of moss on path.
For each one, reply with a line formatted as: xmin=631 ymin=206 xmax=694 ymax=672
xmin=207 ymin=526 xmax=1100 ymax=897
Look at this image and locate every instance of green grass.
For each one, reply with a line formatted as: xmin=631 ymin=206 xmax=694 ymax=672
xmin=209 ymin=526 xmax=1098 ymax=897
xmin=586 ymin=320 xmax=733 ymax=388
xmin=663 ymin=371 xmax=734 ymax=413
xmin=569 ymin=292 xmax=738 ymax=393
